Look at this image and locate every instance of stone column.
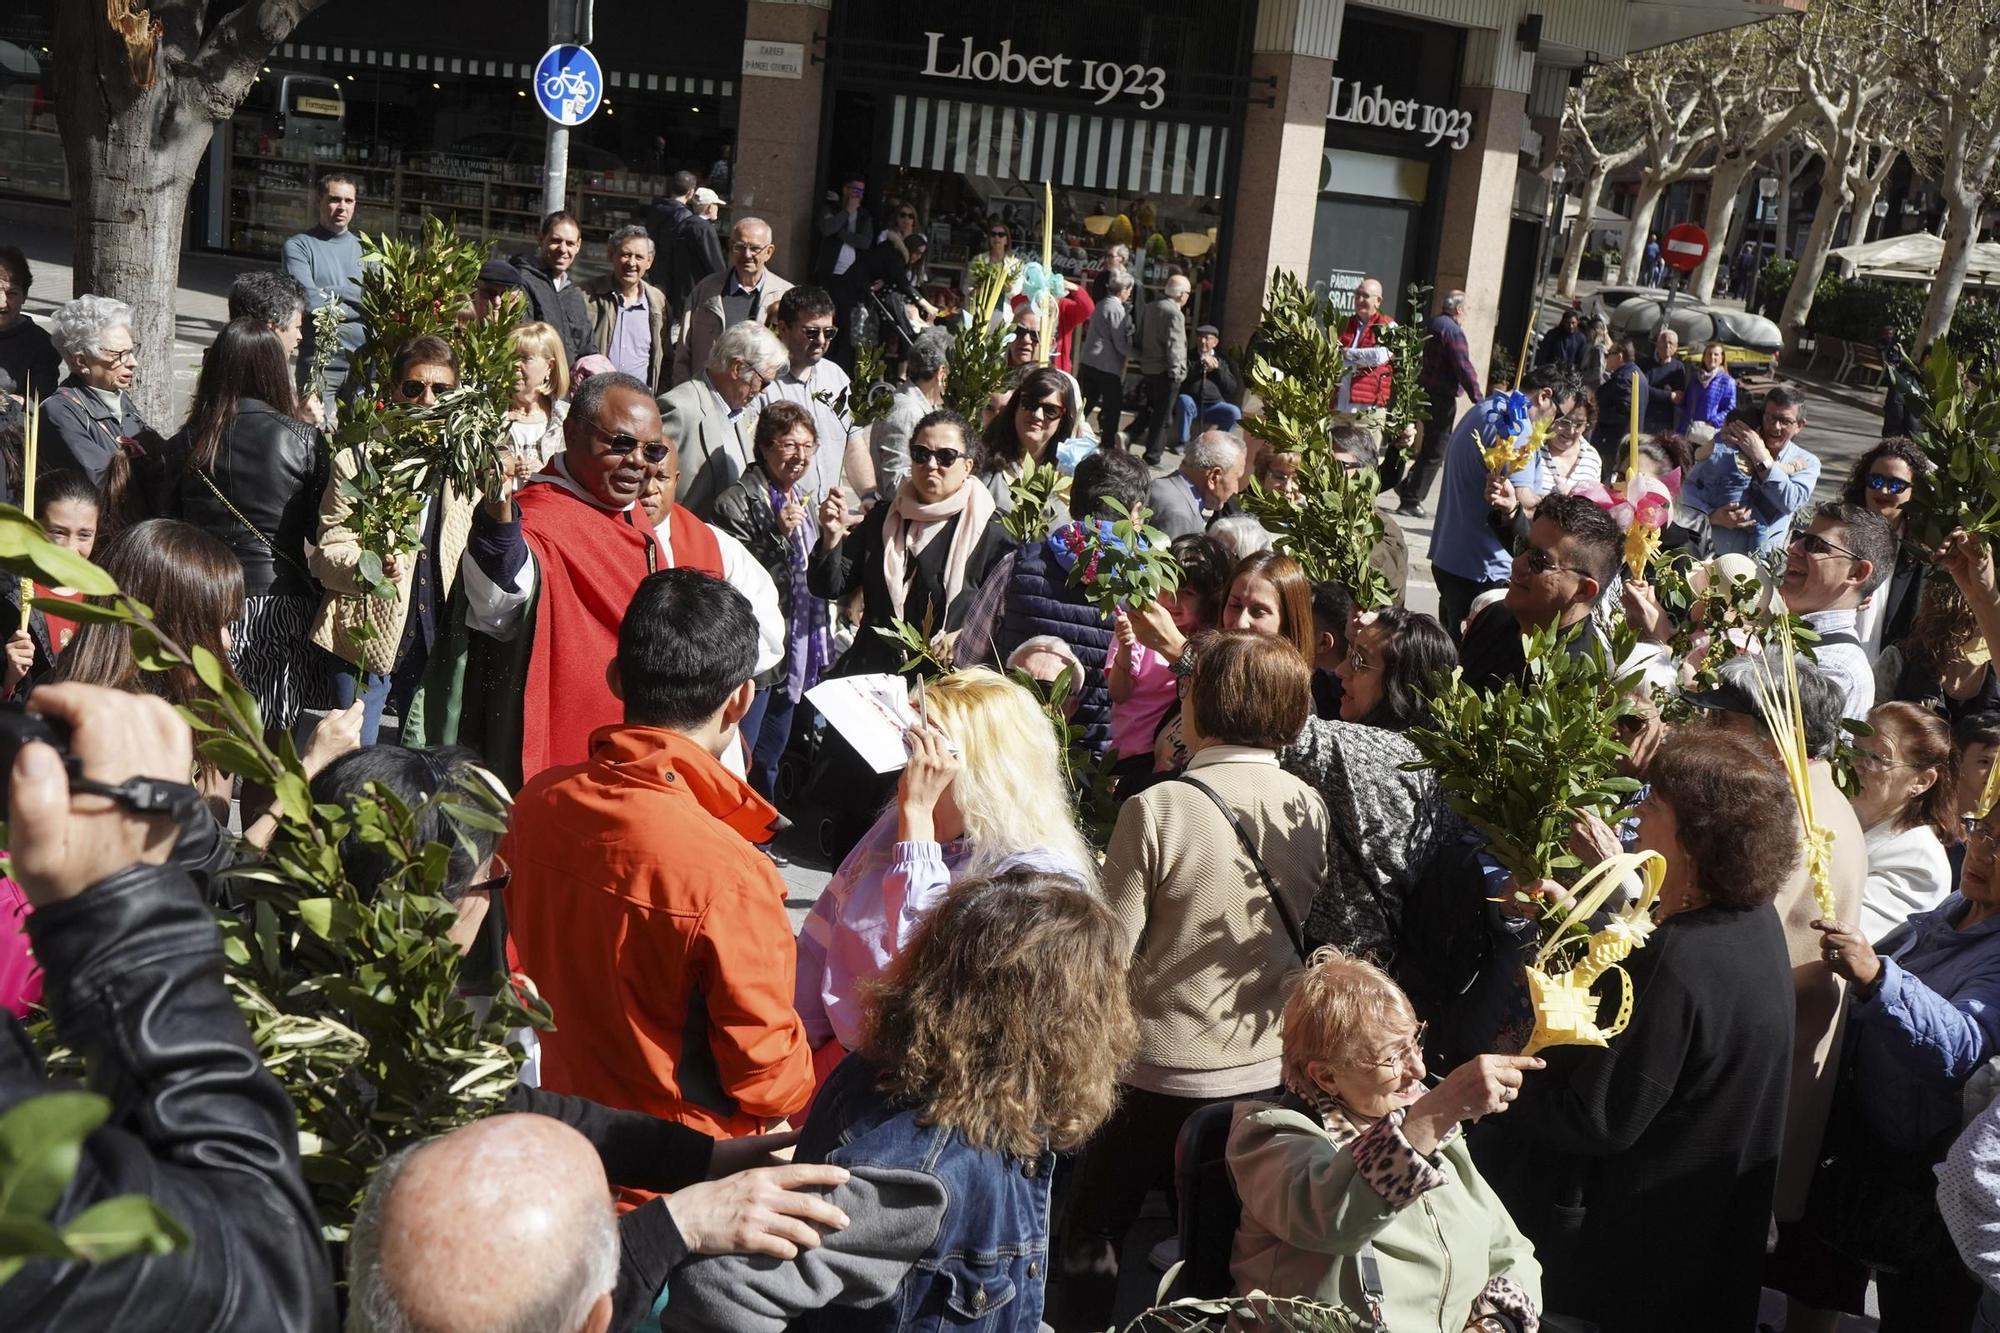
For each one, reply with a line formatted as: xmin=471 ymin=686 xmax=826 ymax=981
xmin=1431 ymin=83 xmax=1526 ymax=386
xmin=734 ymin=0 xmax=828 ymax=279
xmin=1219 ymin=49 xmax=1333 ymax=349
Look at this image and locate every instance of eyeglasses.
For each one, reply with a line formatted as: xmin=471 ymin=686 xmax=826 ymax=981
xmin=729 ymin=241 xmax=771 ymax=256
xmin=586 ymin=421 xmax=671 ymax=465
xmin=1867 ymin=472 xmax=1913 ymax=496
xmin=897 ymin=210 xmax=917 ymax=220
xmin=98 ymin=347 xmax=138 ymax=366
xmin=1518 ymin=545 xmax=1580 ymax=576
xmin=908 ymin=444 xmax=965 ymax=469
xmin=1343 ymin=645 xmax=1378 ymax=673
xmin=398 ymin=378 xmax=455 ymax=399
xmin=460 ymin=857 xmax=511 ymax=898
xmin=1964 ymin=820 xmax=2000 ymax=859
xmin=1012 ymin=329 xmax=1042 ymax=344
xmin=1360 ymin=1021 xmax=1428 ymax=1070
xmin=799 ymin=326 xmax=837 ymax=344
xmin=1551 ymin=415 xmax=1590 ymax=435
xmin=990 ymin=231 xmax=1011 ymax=241
xmin=1766 ymin=413 xmax=1803 ymax=432
xmin=1021 ymin=400 xmax=1064 ymax=421
xmin=1791 ymin=530 xmax=1860 ymax=561
xmin=737 ymin=361 xmax=774 ymax=394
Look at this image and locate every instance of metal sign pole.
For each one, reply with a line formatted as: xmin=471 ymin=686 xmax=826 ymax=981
xmin=540 ymin=0 xmax=596 ymax=216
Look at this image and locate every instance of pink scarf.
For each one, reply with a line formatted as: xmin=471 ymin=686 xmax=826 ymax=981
xmin=880 ymin=477 xmax=997 ymax=622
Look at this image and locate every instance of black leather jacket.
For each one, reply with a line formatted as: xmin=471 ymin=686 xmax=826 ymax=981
xmin=174 ymin=399 xmax=326 ymax=598
xmin=2 ymin=859 xmax=334 ymax=1331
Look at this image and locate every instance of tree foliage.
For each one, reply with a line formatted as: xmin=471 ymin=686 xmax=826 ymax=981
xmin=0 ymin=1092 xmax=188 ymax=1287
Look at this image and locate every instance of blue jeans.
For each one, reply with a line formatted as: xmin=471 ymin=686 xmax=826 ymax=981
xmin=1174 ymin=396 xmax=1243 ymax=444
xmin=330 ymin=648 xmax=428 ymax=746
xmin=751 ymin=688 xmax=800 ymax=801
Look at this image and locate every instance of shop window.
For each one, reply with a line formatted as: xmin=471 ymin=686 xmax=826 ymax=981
xmin=0 ymin=36 xmax=65 ymax=204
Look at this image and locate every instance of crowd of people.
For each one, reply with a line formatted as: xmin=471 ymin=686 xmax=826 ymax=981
xmin=6 ymin=173 xmax=2000 ymax=1333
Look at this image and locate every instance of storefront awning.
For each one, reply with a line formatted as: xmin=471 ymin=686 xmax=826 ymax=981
xmin=271 ymin=42 xmax=735 ymax=97
xmin=886 ymin=94 xmax=1230 ymax=199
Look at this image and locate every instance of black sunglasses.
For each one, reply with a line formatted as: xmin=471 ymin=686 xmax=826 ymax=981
xmin=587 ymin=422 xmax=671 ymax=465
xmin=1791 ymin=530 xmax=1860 ymax=560
xmin=989 ymin=230 xmax=1011 ymax=240
xmin=799 ymin=326 xmax=837 ymax=344
xmin=909 ymin=444 xmax=965 ymax=469
xmin=1021 ymin=400 xmax=1065 ymax=421
xmin=1866 ymin=472 xmax=1912 ymax=496
xmin=399 ymin=378 xmax=454 ymax=399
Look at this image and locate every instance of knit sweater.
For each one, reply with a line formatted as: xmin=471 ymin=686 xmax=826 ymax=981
xmin=1101 ymin=748 xmax=1329 ymax=1096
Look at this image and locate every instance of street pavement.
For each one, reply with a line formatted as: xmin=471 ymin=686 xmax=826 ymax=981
xmin=0 ymin=201 xmax=1897 ymax=926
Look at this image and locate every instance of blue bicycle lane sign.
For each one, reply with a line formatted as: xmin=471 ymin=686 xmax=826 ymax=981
xmin=533 ymin=44 xmax=604 ymax=126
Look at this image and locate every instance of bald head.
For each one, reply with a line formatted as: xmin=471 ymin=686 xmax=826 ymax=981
xmin=349 ymin=1115 xmax=618 ymax=1333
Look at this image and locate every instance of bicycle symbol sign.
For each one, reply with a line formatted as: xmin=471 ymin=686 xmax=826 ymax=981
xmin=532 ymin=44 xmax=603 ymax=126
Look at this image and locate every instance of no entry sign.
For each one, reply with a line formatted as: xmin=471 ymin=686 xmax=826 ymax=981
xmin=1663 ymin=223 xmax=1710 ymax=273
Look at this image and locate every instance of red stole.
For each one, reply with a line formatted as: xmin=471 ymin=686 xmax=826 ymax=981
xmin=514 ymin=483 xmax=659 ymax=781
xmin=663 ymin=503 xmax=723 ymax=576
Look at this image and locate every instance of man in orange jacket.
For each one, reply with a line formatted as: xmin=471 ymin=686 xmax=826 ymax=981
xmin=504 ymin=566 xmax=811 ymax=1207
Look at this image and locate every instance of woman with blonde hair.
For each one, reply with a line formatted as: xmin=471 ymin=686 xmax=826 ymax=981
xmin=1226 ymin=948 xmax=1543 ymax=1330
xmin=505 ymin=320 xmax=570 ymax=464
xmin=795 ymin=667 xmax=1092 ymax=1077
xmin=671 ymin=870 xmax=1137 ymax=1333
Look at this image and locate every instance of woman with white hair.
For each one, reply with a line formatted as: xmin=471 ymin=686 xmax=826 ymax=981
xmin=658 ymin=318 xmax=789 ymax=518
xmin=39 ymin=294 xmax=167 ymax=520
xmin=793 ymin=667 xmax=1092 ymax=1086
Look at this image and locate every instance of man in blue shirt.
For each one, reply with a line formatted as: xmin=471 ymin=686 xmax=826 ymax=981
xmin=282 ymin=172 xmax=365 ymax=411
xmin=1682 ymin=386 xmax=1818 ymax=556
xmin=1429 ymin=363 xmax=1586 ymax=640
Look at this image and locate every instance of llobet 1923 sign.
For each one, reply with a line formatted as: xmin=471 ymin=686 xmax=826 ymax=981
xmin=1327 ymin=76 xmax=1475 ymax=151
xmin=919 ymin=32 xmax=1167 ymax=110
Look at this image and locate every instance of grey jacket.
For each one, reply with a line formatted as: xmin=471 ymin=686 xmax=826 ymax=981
xmin=658 ymin=375 xmax=755 ymax=520
xmin=1146 ymin=472 xmax=1207 ymax=539
xmin=1080 ymin=295 xmax=1135 ymax=375
xmin=1137 ymin=296 xmax=1187 ymax=379
xmin=670 ymin=268 xmax=794 ymax=389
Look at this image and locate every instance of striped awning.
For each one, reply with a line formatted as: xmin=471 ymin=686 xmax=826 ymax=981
xmin=886 ymin=95 xmax=1230 ymax=199
xmin=272 ymin=43 xmax=735 ymax=97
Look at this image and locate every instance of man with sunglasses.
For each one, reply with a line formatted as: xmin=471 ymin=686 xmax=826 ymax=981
xmin=673 ymin=216 xmax=793 ymax=388
xmin=461 ymin=371 xmax=730 ymax=787
xmin=1589 ymin=338 xmax=1650 ymax=458
xmin=1683 ymin=386 xmax=1819 ymax=556
xmin=755 ymin=286 xmax=856 ymax=505
xmin=1458 ymin=492 xmax=1624 ymax=693
xmin=1781 ymin=501 xmax=1897 ymax=723
xmin=814 ymin=172 xmax=873 ymax=285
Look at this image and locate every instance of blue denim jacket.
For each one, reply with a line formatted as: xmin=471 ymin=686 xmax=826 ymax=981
xmin=798 ymin=1055 xmax=1054 ymax=1333
xmin=1681 ymin=440 xmax=1820 ymax=555
xmin=1852 ymin=895 xmax=2000 ymax=1149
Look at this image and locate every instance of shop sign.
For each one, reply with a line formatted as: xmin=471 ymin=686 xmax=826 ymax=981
xmin=919 ymin=32 xmax=1166 ymax=110
xmin=1318 ymin=269 xmax=1369 ymax=319
xmin=1327 ymin=77 xmax=1473 ymax=151
xmin=743 ymin=40 xmax=805 ymax=80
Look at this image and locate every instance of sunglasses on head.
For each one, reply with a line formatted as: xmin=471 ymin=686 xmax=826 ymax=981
xmin=587 ymin=422 xmax=671 ymax=465
xmin=399 ymin=378 xmax=454 ymax=398
xmin=1867 ymin=472 xmax=1913 ymax=496
xmin=909 ymin=444 xmax=965 ymax=469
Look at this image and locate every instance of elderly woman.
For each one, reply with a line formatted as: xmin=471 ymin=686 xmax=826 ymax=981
xmin=1060 ymin=631 xmax=1333 ymax=1327
xmin=1479 ymin=728 xmax=1798 ymax=1333
xmin=795 ymin=667 xmax=1091 ymax=1072
xmin=504 ymin=320 xmax=570 ymax=464
xmin=39 ymin=294 xmax=168 ymax=522
xmin=1772 ymin=804 xmax=2000 ymax=1331
xmin=1334 ymin=607 xmax=1455 ymax=729
xmin=673 ymin=870 xmax=1137 ymax=1333
xmin=975 ymin=366 xmax=1079 ymax=515
xmin=810 ymin=408 xmax=1013 ymax=679
xmin=1851 ymin=701 xmax=1957 ymax=940
xmin=711 ymin=400 xmax=833 ymax=797
xmin=174 ymin=317 xmax=328 ymax=735
xmin=1227 ymin=949 xmax=1543 ymax=1330
xmin=660 ymin=319 xmax=789 ymax=518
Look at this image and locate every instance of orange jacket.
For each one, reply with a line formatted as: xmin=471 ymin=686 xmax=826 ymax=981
xmin=503 ymin=724 xmax=811 ymax=1191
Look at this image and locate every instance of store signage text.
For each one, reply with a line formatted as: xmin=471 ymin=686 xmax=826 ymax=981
xmin=919 ymin=32 xmax=1166 ymax=110
xmin=1328 ymin=77 xmax=1473 ymax=151
xmin=743 ymin=39 xmax=805 ymax=80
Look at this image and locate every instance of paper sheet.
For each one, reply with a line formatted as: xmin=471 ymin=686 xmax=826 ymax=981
xmin=805 ymin=673 xmax=920 ymax=774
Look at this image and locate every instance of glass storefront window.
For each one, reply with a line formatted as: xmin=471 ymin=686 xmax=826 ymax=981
xmin=0 ymin=34 xmax=65 ymax=203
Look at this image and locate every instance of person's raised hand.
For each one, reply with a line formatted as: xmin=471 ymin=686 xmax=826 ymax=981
xmin=818 ymin=487 xmax=851 ymax=545
xmin=665 ymin=1163 xmax=852 ymax=1259
xmin=1413 ymin=1053 xmax=1545 ymax=1128
xmin=1621 ymin=579 xmax=1671 ymax=643
xmin=302 ymin=700 xmax=367 ymax=779
xmin=1937 ymin=530 xmax=1998 ymax=600
xmin=1113 ymin=607 xmax=1138 ymax=652
xmin=10 ymin=684 xmax=192 ymax=907
xmin=1569 ymin=809 xmax=1624 ymax=867
xmin=1812 ymin=918 xmax=1883 ymax=991
xmin=779 ymin=497 xmax=807 ymax=536
xmin=1125 ymin=596 xmax=1189 ymax=663
xmin=2 ymin=627 xmax=34 ymax=694
xmin=1484 ymin=471 xmax=1518 ymax=516
xmin=1710 ymin=504 xmax=1754 ymax=530
xmin=896 ymin=723 xmax=961 ymax=844
xmin=382 ymin=550 xmax=406 ymax=583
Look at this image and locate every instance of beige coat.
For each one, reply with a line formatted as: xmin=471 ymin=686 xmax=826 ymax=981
xmin=583 ymin=274 xmax=669 ymax=391
xmin=669 ymin=268 xmax=793 ymax=389
xmin=1770 ymin=760 xmax=1868 ymax=1220
xmin=1102 ymin=748 xmax=1329 ymax=1095
xmin=308 ymin=447 xmax=477 ymax=675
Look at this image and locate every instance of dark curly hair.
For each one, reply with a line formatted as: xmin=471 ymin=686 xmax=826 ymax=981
xmin=1841 ymin=437 xmax=1931 ymax=511
xmin=1647 ymin=729 xmax=1800 ymax=910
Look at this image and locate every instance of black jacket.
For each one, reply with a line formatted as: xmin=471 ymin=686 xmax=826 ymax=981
xmin=174 ymin=398 xmax=327 ymax=598
xmin=1178 ymin=353 xmax=1242 ymax=411
xmin=808 ymin=501 xmax=1015 ymax=678
xmin=508 ymin=256 xmax=595 ymax=367
xmin=643 ymin=197 xmax=725 ymax=312
xmin=2 ymin=860 xmax=335 ymax=1331
xmin=38 ymin=377 xmax=175 ymax=522
xmin=710 ymin=464 xmax=805 ymax=689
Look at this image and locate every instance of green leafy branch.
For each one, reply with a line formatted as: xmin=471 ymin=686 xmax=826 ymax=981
xmin=1405 ymin=625 xmax=1641 ymax=886
xmin=1062 ymin=500 xmax=1181 ymax=617
xmin=305 ymin=298 xmax=344 ymax=409
xmin=1899 ymin=340 xmax=2000 ymax=549
xmin=0 ymin=1092 xmax=188 ymax=1288
xmin=1380 ymin=283 xmax=1434 ymax=439
xmin=943 ymin=323 xmax=1012 ymax=423
xmin=1002 ymin=460 xmax=1069 ymax=544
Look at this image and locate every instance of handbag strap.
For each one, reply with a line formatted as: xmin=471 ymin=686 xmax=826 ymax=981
xmin=193 ymin=467 xmax=313 ymax=581
xmin=1175 ymin=772 xmax=1308 ymax=963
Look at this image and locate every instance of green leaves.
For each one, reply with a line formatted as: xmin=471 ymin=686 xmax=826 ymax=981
xmin=942 ymin=324 xmax=1012 ymax=423
xmin=1900 ymin=340 xmax=2000 ymax=549
xmin=1382 ymin=283 xmax=1435 ymax=439
xmin=1001 ymin=461 xmax=1069 ymax=544
xmin=0 ymin=1092 xmax=188 ymax=1287
xmin=0 ymin=505 xmax=117 ymax=596
xmin=1405 ymin=625 xmax=1640 ymax=885
xmin=1063 ymin=501 xmax=1182 ymax=617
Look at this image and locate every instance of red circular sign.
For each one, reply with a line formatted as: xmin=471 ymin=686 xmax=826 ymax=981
xmin=1662 ymin=223 xmax=1710 ymax=273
